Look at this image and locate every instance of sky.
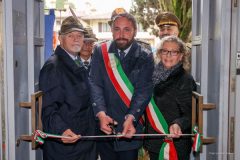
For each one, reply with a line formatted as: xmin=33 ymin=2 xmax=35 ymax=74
xmin=71 ymin=0 xmax=132 ymax=12
xmin=67 ymin=0 xmax=132 ymax=13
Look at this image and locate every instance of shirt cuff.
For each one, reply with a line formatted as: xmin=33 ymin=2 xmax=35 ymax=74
xmin=125 ymin=114 xmax=136 ymax=121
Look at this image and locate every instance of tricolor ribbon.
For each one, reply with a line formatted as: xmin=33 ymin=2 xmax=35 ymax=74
xmin=192 ymin=126 xmax=201 ymax=152
xmin=33 ymin=129 xmax=195 ymax=147
xmin=33 ymin=130 xmax=70 ymax=145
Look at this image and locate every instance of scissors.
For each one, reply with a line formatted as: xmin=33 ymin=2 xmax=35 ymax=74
xmin=108 ymin=120 xmax=117 ymax=135
xmin=108 ymin=120 xmax=120 ymax=146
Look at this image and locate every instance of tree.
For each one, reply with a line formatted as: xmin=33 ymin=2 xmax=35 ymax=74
xmin=130 ymin=0 xmax=192 ymax=42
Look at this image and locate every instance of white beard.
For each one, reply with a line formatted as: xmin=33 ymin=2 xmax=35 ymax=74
xmin=72 ymin=45 xmax=81 ymax=53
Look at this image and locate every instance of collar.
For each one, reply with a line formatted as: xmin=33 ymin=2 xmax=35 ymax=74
xmin=60 ymin=46 xmax=78 ymax=60
xmin=80 ymin=57 xmax=91 ymax=63
xmin=117 ymin=44 xmax=132 ymax=56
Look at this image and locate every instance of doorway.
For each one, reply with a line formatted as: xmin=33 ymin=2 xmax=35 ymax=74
xmin=230 ymin=1 xmax=240 ymax=159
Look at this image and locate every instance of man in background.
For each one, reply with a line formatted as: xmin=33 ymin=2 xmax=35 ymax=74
xmin=79 ymin=26 xmax=98 ymax=73
xmin=155 ymin=12 xmax=191 ymax=72
xmin=155 ymin=12 xmax=181 ymax=39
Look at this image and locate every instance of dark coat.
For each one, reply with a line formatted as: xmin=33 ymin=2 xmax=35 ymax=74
xmin=144 ymin=65 xmax=196 ymax=160
xmin=39 ymin=46 xmax=96 ymax=160
xmin=89 ymin=40 xmax=154 ymax=151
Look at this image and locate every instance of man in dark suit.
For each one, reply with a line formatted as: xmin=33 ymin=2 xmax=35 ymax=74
xmin=89 ymin=8 xmax=154 ymax=160
xmin=39 ymin=16 xmax=96 ymax=160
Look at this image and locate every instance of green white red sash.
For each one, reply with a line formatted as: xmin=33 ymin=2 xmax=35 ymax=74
xmin=101 ymin=42 xmax=134 ymax=107
xmin=101 ymin=42 xmax=178 ymax=160
xmin=146 ymin=99 xmax=178 ymax=160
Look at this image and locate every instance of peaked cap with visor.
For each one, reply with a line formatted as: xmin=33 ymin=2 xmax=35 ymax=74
xmin=155 ymin=12 xmax=181 ymax=28
xmin=108 ymin=8 xmax=137 ymax=29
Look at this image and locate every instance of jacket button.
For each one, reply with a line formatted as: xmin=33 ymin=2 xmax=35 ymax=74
xmin=92 ymin=103 xmax=96 ymax=106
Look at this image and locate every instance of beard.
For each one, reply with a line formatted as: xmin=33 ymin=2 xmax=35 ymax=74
xmin=115 ymin=38 xmax=134 ymax=50
xmin=72 ymin=45 xmax=81 ymax=53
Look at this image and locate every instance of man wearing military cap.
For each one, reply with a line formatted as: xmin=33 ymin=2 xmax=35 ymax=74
xmin=90 ymin=7 xmax=154 ymax=160
xmin=108 ymin=7 xmax=127 ymax=25
xmin=79 ymin=26 xmax=98 ymax=73
xmin=155 ymin=12 xmax=181 ymax=39
xmin=155 ymin=12 xmax=191 ymax=72
xmin=39 ymin=16 xmax=96 ymax=160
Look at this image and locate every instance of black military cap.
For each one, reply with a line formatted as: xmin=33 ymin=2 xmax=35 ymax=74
xmin=84 ymin=26 xmax=98 ymax=42
xmin=59 ymin=16 xmax=86 ymax=35
xmin=155 ymin=12 xmax=181 ymax=28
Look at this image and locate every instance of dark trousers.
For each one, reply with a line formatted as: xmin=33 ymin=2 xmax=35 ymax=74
xmin=148 ymin=150 xmax=190 ymax=160
xmin=148 ymin=151 xmax=159 ymax=160
xmin=97 ymin=141 xmax=138 ymax=160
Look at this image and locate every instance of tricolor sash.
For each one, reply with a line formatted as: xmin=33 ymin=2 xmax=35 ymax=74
xmin=101 ymin=42 xmax=178 ymax=160
xmin=101 ymin=42 xmax=134 ymax=107
xmin=146 ymin=98 xmax=178 ymax=160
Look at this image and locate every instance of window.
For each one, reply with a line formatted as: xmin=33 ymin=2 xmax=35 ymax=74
xmin=98 ymin=22 xmax=111 ymax=32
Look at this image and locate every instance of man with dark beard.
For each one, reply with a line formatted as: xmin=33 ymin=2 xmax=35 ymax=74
xmin=39 ymin=16 xmax=96 ymax=160
xmin=89 ymin=8 xmax=154 ymax=160
xmin=108 ymin=8 xmax=152 ymax=52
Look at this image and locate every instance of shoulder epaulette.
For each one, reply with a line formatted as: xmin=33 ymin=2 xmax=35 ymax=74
xmin=136 ymin=40 xmax=152 ymax=53
xmin=185 ymin=42 xmax=192 ymax=50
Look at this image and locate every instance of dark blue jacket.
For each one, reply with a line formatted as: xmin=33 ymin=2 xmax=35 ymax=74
xmin=39 ymin=46 xmax=96 ymax=160
xmin=89 ymin=40 xmax=154 ymax=151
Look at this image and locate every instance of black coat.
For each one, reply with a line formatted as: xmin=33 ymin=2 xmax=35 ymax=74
xmin=144 ymin=65 xmax=196 ymax=160
xmin=89 ymin=40 xmax=154 ymax=151
xmin=39 ymin=46 xmax=96 ymax=160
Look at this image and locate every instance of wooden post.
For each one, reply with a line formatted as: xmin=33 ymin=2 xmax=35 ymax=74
xmin=18 ymin=91 xmax=43 ymax=149
xmin=192 ymin=91 xmax=216 ymax=152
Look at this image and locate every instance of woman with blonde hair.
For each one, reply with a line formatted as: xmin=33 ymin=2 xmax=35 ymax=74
xmin=145 ymin=35 xmax=196 ymax=160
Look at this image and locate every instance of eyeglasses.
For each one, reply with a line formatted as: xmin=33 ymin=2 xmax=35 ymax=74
xmin=160 ymin=49 xmax=180 ymax=56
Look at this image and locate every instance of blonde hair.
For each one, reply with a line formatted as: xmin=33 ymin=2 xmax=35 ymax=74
xmin=155 ymin=35 xmax=190 ymax=72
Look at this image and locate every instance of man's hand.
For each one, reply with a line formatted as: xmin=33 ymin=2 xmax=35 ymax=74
xmin=168 ymin=123 xmax=182 ymax=138
xmin=97 ymin=111 xmax=117 ymax=135
xmin=61 ymin=129 xmax=80 ymax=143
xmin=122 ymin=115 xmax=136 ymax=138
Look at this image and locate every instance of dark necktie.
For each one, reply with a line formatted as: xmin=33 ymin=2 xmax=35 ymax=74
xmin=83 ymin=61 xmax=89 ymax=68
xmin=74 ymin=59 xmax=81 ymax=67
xmin=119 ymin=50 xmax=125 ymax=61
